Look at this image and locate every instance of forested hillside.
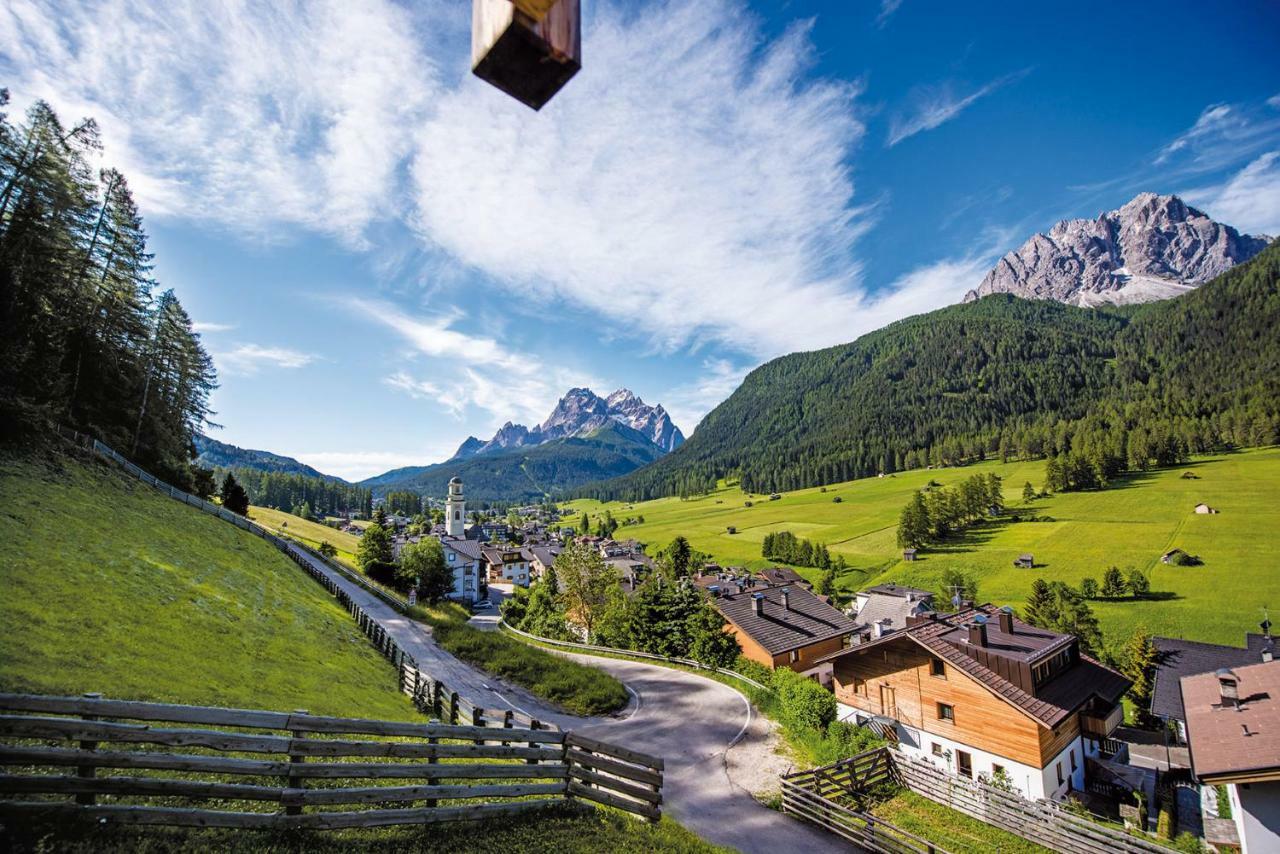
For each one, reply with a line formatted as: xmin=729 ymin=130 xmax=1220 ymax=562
xmin=0 ymin=92 xmax=214 ymax=488
xmin=217 ymin=466 xmax=372 ymax=519
xmin=583 ymin=240 xmax=1280 ymax=501
xmin=195 ymin=434 xmax=338 ymax=480
xmin=364 ymin=421 xmax=664 ymax=503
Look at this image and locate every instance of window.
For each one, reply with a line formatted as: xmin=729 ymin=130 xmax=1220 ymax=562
xmin=789 ymin=650 xmax=800 ymax=664
xmin=842 ymin=634 xmax=853 ymax=648
xmin=992 ymin=763 xmax=1005 ymax=777
xmin=1069 ymin=749 xmax=1077 ymax=772
xmin=957 ymin=750 xmax=972 ymax=778
xmin=931 ymin=743 xmax=944 ymax=757
xmin=1056 ymin=763 xmax=1064 ymax=786
xmin=447 ymin=553 xmax=455 ymax=562
xmin=853 ymin=677 xmax=866 ymax=696
xmin=930 ymin=658 xmax=946 ymax=677
xmin=937 ymin=703 xmax=955 ymax=722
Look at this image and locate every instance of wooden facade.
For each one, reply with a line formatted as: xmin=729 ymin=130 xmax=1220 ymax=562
xmin=730 ymin=625 xmax=848 ymax=673
xmin=831 ymin=636 xmax=1057 ymax=767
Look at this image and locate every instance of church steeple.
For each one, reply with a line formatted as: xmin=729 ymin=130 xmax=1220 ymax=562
xmin=445 ymin=477 xmax=465 ymax=538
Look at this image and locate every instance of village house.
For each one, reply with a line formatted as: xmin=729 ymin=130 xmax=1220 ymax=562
xmin=820 ymin=604 xmax=1130 ymax=801
xmin=709 ymin=583 xmax=859 ymax=675
xmin=439 ymin=537 xmax=484 ymax=604
xmin=481 ymin=545 xmax=531 ymax=587
xmin=850 ymin=583 xmax=935 ymax=642
xmin=526 ymin=544 xmax=561 ymax=580
xmin=1182 ymin=659 xmax=1280 ymax=853
xmin=1150 ymin=623 xmax=1275 ymax=743
xmin=756 ymin=566 xmax=810 ymax=588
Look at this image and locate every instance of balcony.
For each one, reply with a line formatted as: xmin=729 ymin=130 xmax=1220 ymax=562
xmin=1080 ymin=700 xmax=1123 ymax=738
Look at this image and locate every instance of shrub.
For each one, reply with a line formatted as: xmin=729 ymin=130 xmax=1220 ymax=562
xmin=1156 ymin=796 xmax=1174 ymax=840
xmin=832 ymin=496 xmax=843 ymax=503
xmin=774 ymin=668 xmax=837 ymax=731
xmin=1215 ymin=784 xmax=1232 ymax=819
xmin=1172 ymin=832 xmax=1205 ymax=853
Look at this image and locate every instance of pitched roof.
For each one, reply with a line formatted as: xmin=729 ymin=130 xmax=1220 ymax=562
xmin=528 ymin=545 xmax=561 ymax=566
xmin=757 ymin=567 xmax=809 ymax=587
xmin=855 ymin=591 xmax=934 ymax=635
xmin=1182 ymin=659 xmax=1280 ymax=783
xmin=818 ymin=605 xmax=1129 ymax=728
xmin=860 ymin=583 xmax=933 ymax=599
xmin=715 ymin=584 xmax=859 ymax=655
xmin=440 ymin=536 xmax=484 ymax=561
xmin=1150 ymin=635 xmax=1270 ymax=722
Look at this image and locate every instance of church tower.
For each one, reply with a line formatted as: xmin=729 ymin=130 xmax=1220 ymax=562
xmin=445 ymin=477 xmax=465 ymax=538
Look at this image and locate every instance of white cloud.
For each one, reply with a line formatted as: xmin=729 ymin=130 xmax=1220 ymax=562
xmin=409 ymin=1 xmax=872 ymax=360
xmin=192 ymin=321 xmax=235 ymax=334
xmin=0 ymin=0 xmax=437 ymax=244
xmin=1267 ymin=93 xmax=1280 ymax=110
xmin=1154 ymin=101 xmax=1280 ymax=171
xmin=887 ymin=69 xmax=1030 ymax=147
xmin=1184 ymin=151 xmax=1280 ymax=237
xmin=877 ymin=0 xmax=904 ymax=27
xmin=355 ymin=302 xmax=599 ymax=429
xmin=215 ymin=344 xmax=316 ymax=376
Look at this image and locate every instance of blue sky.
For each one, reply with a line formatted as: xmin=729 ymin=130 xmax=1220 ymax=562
xmin=3 ymin=0 xmax=1279 ymax=480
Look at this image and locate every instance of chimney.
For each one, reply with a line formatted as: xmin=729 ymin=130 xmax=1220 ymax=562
xmin=781 ymin=587 xmax=791 ymax=611
xmin=1263 ymin=639 xmax=1274 ymax=663
xmin=708 ymin=585 xmax=721 ymax=599
xmin=1217 ymin=669 xmax=1239 ymax=708
xmin=997 ymin=606 xmax=1014 ymax=635
xmin=873 ymin=618 xmax=891 ymax=639
xmin=752 ymin=593 xmax=765 ymax=616
xmin=967 ymin=615 xmax=988 ymax=647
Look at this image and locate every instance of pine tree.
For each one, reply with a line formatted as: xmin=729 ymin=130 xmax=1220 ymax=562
xmin=1022 ymin=481 xmax=1036 ymax=503
xmin=896 ymin=492 xmax=929 ymax=549
xmin=1102 ymin=566 xmax=1127 ymax=599
xmin=1123 ymin=626 xmax=1158 ymax=725
xmin=1023 ymin=579 xmax=1054 ymax=627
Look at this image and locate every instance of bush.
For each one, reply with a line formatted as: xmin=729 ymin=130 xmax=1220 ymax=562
xmin=364 ymin=560 xmax=399 ymax=589
xmin=832 ymin=496 xmax=843 ymax=503
xmin=1172 ymin=832 xmax=1205 ymax=853
xmin=1215 ymin=784 xmax=1232 ymax=819
xmin=774 ymin=668 xmax=837 ymax=731
xmin=1156 ymin=796 xmax=1174 ymax=840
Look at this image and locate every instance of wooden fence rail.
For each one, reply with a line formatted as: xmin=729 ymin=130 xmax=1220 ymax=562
xmin=782 ymin=747 xmax=1171 ymax=854
xmin=0 ymin=692 xmax=662 ymax=828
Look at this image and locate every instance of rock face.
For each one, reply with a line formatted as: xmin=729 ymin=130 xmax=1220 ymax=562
xmin=454 ymin=387 xmax=685 ymax=460
xmin=964 ymin=193 xmax=1270 ymax=306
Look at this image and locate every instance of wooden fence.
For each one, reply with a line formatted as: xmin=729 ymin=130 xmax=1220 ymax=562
xmin=782 ymin=747 xmax=1171 ymax=854
xmin=0 ymin=692 xmax=662 ymax=829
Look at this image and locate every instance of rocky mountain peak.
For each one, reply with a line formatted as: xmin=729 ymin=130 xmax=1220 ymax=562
xmin=965 ymin=192 xmax=1270 ymax=307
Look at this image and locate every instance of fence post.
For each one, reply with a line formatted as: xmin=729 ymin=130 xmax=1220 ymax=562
xmin=471 ymin=706 xmax=485 ymax=745
xmin=502 ymin=710 xmax=514 ymax=746
xmin=76 ymin=692 xmax=102 ymax=805
xmin=287 ymin=709 xmax=308 ymax=816
xmin=448 ymin=691 xmax=460 ymax=725
xmin=527 ymin=719 xmax=541 ymax=766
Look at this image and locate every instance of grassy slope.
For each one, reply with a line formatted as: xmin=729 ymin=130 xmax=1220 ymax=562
xmin=564 ymin=447 xmax=1280 ymax=646
xmin=0 ymin=453 xmax=416 ymax=720
xmin=251 ymin=504 xmax=362 ymax=566
xmin=868 ymin=790 xmax=1052 ymax=854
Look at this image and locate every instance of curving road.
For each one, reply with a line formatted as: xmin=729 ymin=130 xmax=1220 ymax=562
xmin=287 ymin=543 xmax=849 ymax=853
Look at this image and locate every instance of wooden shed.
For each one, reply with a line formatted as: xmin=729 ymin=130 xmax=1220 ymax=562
xmin=902 ymin=548 xmax=918 ymax=562
xmin=1013 ymin=553 xmax=1034 ymax=569
xmin=472 ymin=0 xmax=581 ymax=110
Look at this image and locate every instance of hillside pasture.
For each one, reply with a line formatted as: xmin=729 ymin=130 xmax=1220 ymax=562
xmin=0 ymin=454 xmax=417 ymax=720
xmin=565 ymin=448 xmax=1280 ymax=647
xmin=251 ymin=504 xmax=363 ymax=565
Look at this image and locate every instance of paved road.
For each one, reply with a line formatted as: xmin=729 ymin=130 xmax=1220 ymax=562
xmin=286 ymin=544 xmax=850 ymax=853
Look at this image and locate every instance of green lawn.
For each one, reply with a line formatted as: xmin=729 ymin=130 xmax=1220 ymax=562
xmin=0 ymin=453 xmax=417 ymax=720
xmin=3 ymin=803 xmax=728 ymax=854
xmin=251 ymin=504 xmax=362 ymax=566
xmin=564 ymin=447 xmax=1280 ymax=647
xmin=866 ymin=789 xmax=1052 ymax=854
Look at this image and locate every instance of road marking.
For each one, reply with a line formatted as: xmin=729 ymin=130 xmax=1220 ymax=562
xmin=615 ymin=684 xmax=642 ymax=721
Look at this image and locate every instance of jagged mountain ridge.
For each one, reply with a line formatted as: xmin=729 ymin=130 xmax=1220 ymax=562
xmin=964 ymin=192 xmax=1270 ymax=306
xmin=450 ymin=387 xmax=684 ymax=460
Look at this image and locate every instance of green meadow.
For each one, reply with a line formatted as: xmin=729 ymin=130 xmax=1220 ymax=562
xmin=0 ymin=453 xmax=418 ymax=720
xmin=564 ymin=447 xmax=1280 ymax=648
xmin=251 ymin=503 xmax=363 ymax=566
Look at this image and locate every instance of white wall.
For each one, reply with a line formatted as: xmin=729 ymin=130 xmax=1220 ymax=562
xmin=1233 ymin=781 xmax=1280 ymax=854
xmin=838 ymin=703 xmax=1086 ymax=801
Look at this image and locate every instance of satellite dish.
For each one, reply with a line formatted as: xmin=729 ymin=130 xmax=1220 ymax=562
xmin=472 ymin=0 xmax=581 ymax=110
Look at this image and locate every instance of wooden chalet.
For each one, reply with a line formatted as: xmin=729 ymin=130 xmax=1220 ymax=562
xmin=711 ymin=584 xmax=859 ymax=673
xmin=818 ymin=604 xmax=1129 ymax=801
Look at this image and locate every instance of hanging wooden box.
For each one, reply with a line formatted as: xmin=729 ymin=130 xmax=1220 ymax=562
xmin=472 ymin=0 xmax=581 ymax=110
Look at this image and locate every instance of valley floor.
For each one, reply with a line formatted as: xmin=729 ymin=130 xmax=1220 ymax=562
xmin=565 ymin=447 xmax=1280 ymax=647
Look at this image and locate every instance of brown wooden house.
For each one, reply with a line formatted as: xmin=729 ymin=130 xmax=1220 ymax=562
xmin=712 ymin=584 xmax=859 ymax=673
xmin=818 ymin=604 xmax=1129 ymax=801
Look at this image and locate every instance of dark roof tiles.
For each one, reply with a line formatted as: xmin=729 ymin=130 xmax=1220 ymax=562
xmin=716 ymin=585 xmax=859 ymax=655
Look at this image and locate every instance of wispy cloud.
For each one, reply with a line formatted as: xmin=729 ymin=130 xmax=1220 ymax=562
xmin=1184 ymin=151 xmax=1280 ymax=237
xmin=886 ymin=69 xmax=1030 ymax=147
xmin=1269 ymin=94 xmax=1280 ymax=110
xmin=192 ymin=321 xmax=235 ymax=334
xmin=877 ymin=0 xmax=904 ymax=28
xmin=352 ymin=301 xmax=599 ymax=428
xmin=409 ymin=1 xmax=874 ymax=360
xmin=215 ymin=344 xmax=316 ymax=376
xmin=0 ymin=0 xmax=438 ymax=245
xmin=1153 ymin=101 xmax=1280 ymax=172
